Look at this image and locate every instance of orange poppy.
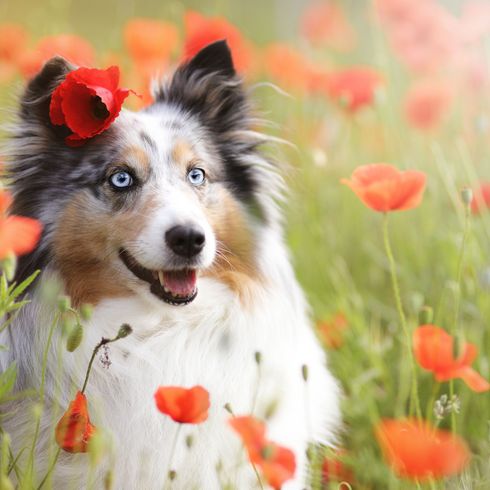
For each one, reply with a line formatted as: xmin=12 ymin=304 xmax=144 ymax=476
xmin=0 ymin=23 xmax=29 ymax=63
xmin=341 ymin=164 xmax=426 ymax=212
xmin=0 ymin=190 xmax=42 ymax=259
xmin=154 ymin=385 xmax=210 ymax=424
xmin=19 ymin=34 xmax=95 ymax=78
xmin=183 ymin=11 xmax=253 ymax=73
xmin=300 ymin=2 xmax=355 ymax=51
xmin=404 ymin=79 xmax=453 ymax=131
xmin=413 ymin=325 xmax=490 ymax=392
xmin=229 ymin=416 xmax=296 ymax=489
xmin=55 ymin=391 xmax=96 ymax=453
xmin=316 ymin=313 xmax=348 ymax=349
xmin=376 ymin=418 xmax=470 ymax=480
xmin=470 ymin=183 xmax=490 ymax=214
xmin=320 ymin=67 xmax=382 ymax=112
xmin=262 ymin=43 xmax=316 ymax=94
xmin=124 ymin=18 xmax=179 ymax=70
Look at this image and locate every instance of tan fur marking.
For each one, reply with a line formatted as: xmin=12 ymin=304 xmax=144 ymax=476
xmin=123 ymin=146 xmax=151 ymax=177
xmin=171 ymin=140 xmax=197 ymax=170
xmin=54 ymin=190 xmax=158 ymax=307
xmin=204 ymin=188 xmax=263 ymax=305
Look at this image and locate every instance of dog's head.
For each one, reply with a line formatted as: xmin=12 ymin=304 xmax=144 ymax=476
xmin=7 ymin=41 xmax=281 ymax=307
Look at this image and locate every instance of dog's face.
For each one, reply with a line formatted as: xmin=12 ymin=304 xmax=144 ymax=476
xmin=8 ymin=42 xmax=278 ymax=307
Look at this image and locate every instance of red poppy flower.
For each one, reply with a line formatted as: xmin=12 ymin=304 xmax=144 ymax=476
xmin=154 ymin=385 xmax=210 ymax=424
xmin=341 ymin=164 xmax=426 ymax=212
xmin=19 ymin=34 xmax=95 ymax=79
xmin=376 ymin=418 xmax=470 ymax=480
xmin=49 ymin=66 xmax=133 ymax=146
xmin=0 ymin=190 xmax=42 ymax=259
xmin=471 ymin=183 xmax=490 ymax=214
xmin=321 ymin=67 xmax=382 ymax=112
xmin=300 ymin=2 xmax=355 ymax=51
xmin=183 ymin=11 xmax=253 ymax=73
xmin=55 ymin=391 xmax=96 ymax=453
xmin=404 ymin=79 xmax=453 ymax=131
xmin=124 ymin=19 xmax=179 ymax=64
xmin=229 ymin=416 xmax=296 ymax=489
xmin=413 ymin=325 xmax=490 ymax=392
xmin=316 ymin=313 xmax=348 ymax=349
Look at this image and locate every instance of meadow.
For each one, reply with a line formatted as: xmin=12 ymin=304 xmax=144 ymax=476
xmin=1 ymin=0 xmax=490 ymax=488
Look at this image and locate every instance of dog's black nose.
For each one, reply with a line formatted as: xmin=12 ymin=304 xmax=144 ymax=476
xmin=165 ymin=225 xmax=205 ymax=258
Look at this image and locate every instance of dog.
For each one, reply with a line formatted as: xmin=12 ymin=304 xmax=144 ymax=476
xmin=0 ymin=40 xmax=340 ymax=489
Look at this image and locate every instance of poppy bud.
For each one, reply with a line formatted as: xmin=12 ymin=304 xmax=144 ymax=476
xmin=116 ymin=323 xmax=133 ymax=339
xmin=55 ymin=391 xmax=96 ymax=453
xmin=418 ymin=306 xmax=433 ymax=325
xmin=254 ymin=351 xmax=262 ymax=365
xmin=58 ymin=295 xmax=71 ymax=313
xmin=301 ymin=364 xmax=309 ymax=382
xmin=66 ymin=323 xmax=84 ymax=352
xmin=80 ymin=303 xmax=93 ymax=321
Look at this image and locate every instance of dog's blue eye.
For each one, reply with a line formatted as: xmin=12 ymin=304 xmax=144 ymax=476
xmin=110 ymin=171 xmax=133 ymax=189
xmin=187 ymin=168 xmax=206 ymax=186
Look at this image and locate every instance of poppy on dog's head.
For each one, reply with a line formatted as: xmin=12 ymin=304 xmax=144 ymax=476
xmin=49 ymin=66 xmax=133 ymax=146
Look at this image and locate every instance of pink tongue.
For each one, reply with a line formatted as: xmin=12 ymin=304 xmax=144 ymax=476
xmin=162 ymin=270 xmax=197 ymax=296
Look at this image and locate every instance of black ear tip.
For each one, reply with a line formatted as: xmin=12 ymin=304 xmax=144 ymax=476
xmin=187 ymin=39 xmax=236 ymax=77
xmin=25 ymin=56 xmax=73 ymax=97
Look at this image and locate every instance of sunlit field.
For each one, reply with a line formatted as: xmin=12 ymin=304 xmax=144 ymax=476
xmin=1 ymin=0 xmax=490 ymax=488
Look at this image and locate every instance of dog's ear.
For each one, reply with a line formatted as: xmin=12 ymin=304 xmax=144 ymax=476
xmin=20 ymin=56 xmax=74 ymax=127
xmin=153 ymin=40 xmax=247 ymax=134
xmin=185 ymin=39 xmax=235 ymax=77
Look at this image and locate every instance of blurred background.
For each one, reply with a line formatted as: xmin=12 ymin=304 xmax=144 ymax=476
xmin=2 ymin=0 xmax=490 ymax=488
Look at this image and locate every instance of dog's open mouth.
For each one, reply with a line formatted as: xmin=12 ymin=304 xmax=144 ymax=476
xmin=119 ymin=250 xmax=198 ymax=305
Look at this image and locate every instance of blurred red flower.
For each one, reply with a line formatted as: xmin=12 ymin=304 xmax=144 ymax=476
xmin=55 ymin=391 xmax=96 ymax=453
xmin=183 ymin=11 xmax=253 ymax=73
xmin=19 ymin=34 xmax=95 ymax=78
xmin=229 ymin=416 xmax=296 ymax=489
xmin=376 ymin=418 xmax=470 ymax=480
xmin=470 ymin=183 xmax=490 ymax=214
xmin=316 ymin=313 xmax=348 ymax=349
xmin=341 ymin=164 xmax=426 ymax=212
xmin=0 ymin=23 xmax=29 ymax=83
xmin=154 ymin=385 xmax=210 ymax=424
xmin=375 ymin=0 xmax=459 ymax=74
xmin=322 ymin=449 xmax=354 ymax=485
xmin=50 ymin=66 xmax=132 ymax=146
xmin=263 ymin=43 xmax=317 ymax=94
xmin=320 ymin=67 xmax=382 ymax=112
xmin=124 ymin=18 xmax=179 ymax=72
xmin=413 ymin=325 xmax=490 ymax=392
xmin=404 ymin=79 xmax=453 ymax=131
xmin=300 ymin=2 xmax=355 ymax=51
xmin=0 ymin=190 xmax=42 ymax=259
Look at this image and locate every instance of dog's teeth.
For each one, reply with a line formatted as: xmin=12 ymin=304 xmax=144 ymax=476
xmin=158 ymin=271 xmax=165 ymax=287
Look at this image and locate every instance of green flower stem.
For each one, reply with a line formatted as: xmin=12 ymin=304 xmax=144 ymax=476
xmin=383 ymin=214 xmax=422 ymax=419
xmin=449 ymin=204 xmax=470 ymax=433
